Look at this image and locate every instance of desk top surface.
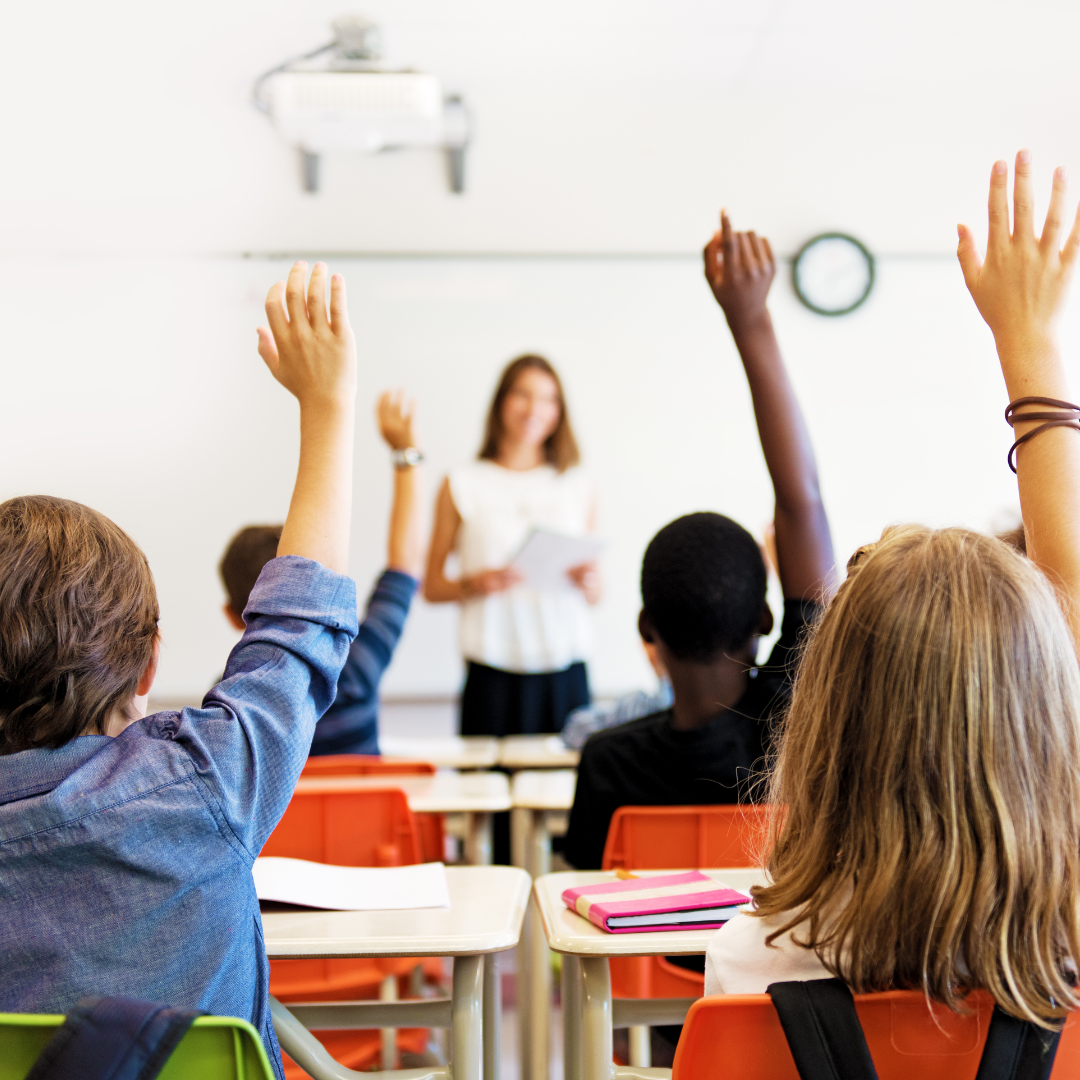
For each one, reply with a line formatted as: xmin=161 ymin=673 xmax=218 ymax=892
xmin=294 ymin=769 xmax=511 ymax=812
xmin=499 ymin=735 xmax=580 ymax=769
xmin=511 ymin=769 xmax=577 ymax=810
xmin=380 ymin=736 xmax=500 ymax=770
xmin=534 ymin=869 xmax=767 ymax=956
xmin=263 ymin=865 xmax=530 ymax=958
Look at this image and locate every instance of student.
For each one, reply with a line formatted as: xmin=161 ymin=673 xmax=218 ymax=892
xmin=561 ymin=639 xmax=672 ymax=750
xmin=0 ymin=261 xmax=358 ymax=1079
xmin=220 ymin=389 xmax=425 ymax=756
xmin=563 ymin=211 xmax=835 ymax=872
xmin=706 ymin=153 xmax=1080 ymax=1029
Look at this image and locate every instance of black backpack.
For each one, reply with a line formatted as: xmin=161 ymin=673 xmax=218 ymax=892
xmin=768 ymin=979 xmax=1060 ymax=1080
xmin=24 ymin=996 xmax=203 ymax=1080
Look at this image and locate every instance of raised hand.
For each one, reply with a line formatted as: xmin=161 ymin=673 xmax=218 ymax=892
xmin=257 ymin=260 xmax=357 ymax=411
xmin=703 ymin=210 xmax=776 ymax=333
xmin=958 ymin=152 xmax=1080 ymax=377
xmin=258 ymin=261 xmax=357 ymax=575
xmin=377 ymin=389 xmax=418 ymax=451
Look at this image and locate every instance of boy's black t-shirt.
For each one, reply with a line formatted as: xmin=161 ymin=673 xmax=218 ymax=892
xmin=562 ymin=599 xmax=819 ymax=870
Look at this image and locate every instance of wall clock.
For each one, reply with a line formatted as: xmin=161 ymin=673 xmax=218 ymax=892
xmin=792 ymin=233 xmax=875 ymax=316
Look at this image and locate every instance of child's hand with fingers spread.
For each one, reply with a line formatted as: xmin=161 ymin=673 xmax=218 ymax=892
xmin=377 ymin=389 xmax=418 ymax=451
xmin=257 ymin=260 xmax=357 ymax=412
xmin=703 ymin=210 xmax=776 ymax=334
xmin=958 ymin=150 xmax=1080 ymax=376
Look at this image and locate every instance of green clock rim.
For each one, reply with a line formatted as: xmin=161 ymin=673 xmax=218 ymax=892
xmin=791 ymin=232 xmax=876 ymax=317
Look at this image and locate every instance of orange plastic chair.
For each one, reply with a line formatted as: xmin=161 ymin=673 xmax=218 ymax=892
xmin=602 ymin=804 xmax=771 ymax=872
xmin=299 ymin=755 xmax=445 ymax=863
xmin=602 ymin=805 xmax=771 ymax=1003
xmin=671 ymin=990 xmax=1080 ymax=1080
xmin=263 ymin=786 xmax=421 ymax=868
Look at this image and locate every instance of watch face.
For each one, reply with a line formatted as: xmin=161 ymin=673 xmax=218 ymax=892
xmin=792 ymin=233 xmax=874 ymax=316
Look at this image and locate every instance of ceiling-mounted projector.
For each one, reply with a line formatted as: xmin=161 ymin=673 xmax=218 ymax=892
xmin=254 ymin=15 xmax=470 ymax=194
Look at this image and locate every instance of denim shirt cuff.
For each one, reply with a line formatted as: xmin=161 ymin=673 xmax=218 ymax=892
xmin=244 ymin=555 xmax=359 ymax=637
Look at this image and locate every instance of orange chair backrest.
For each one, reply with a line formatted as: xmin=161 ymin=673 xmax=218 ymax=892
xmin=601 ymin=804 xmax=771 ymax=871
xmin=672 ymin=991 xmax=1080 ymax=1080
xmin=301 ymin=754 xmax=436 ymax=776
xmin=262 ymin=786 xmax=421 ymax=867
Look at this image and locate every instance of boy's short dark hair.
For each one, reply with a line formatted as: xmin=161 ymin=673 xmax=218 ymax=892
xmin=220 ymin=525 xmax=283 ymax=615
xmin=641 ymin=512 xmax=767 ymax=662
xmin=0 ymin=496 xmax=160 ymax=753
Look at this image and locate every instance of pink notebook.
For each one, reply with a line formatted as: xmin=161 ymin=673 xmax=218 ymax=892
xmin=561 ymin=871 xmax=751 ymax=934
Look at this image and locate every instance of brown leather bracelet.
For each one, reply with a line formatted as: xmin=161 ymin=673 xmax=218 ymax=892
xmin=1005 ymin=396 xmax=1080 ymax=426
xmin=1004 ymin=397 xmax=1080 ymax=473
xmin=1007 ymin=419 xmax=1080 ymax=473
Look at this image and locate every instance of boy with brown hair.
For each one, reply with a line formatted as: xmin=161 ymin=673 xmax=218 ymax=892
xmin=0 ymin=261 xmax=357 ymax=1079
xmin=218 ymin=391 xmax=425 ymax=757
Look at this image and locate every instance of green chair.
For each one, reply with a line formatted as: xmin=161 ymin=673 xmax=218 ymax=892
xmin=0 ymin=1012 xmax=277 ymax=1080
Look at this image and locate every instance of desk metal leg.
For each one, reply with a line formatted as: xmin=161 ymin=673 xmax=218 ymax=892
xmin=628 ymin=1026 xmax=650 ymax=1068
xmin=562 ymin=955 xmax=582 ymax=1080
xmin=453 ymin=955 xmax=484 ymax=1080
xmin=580 ymin=957 xmax=613 ymax=1080
xmin=465 ymin=812 xmax=493 ymax=865
xmin=381 ymin=973 xmax=398 ymax=1070
xmin=483 ymin=953 xmax=500 ymax=1080
xmin=525 ymin=812 xmax=552 ymax=1080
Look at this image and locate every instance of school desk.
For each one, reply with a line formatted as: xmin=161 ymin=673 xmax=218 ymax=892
xmin=509 ymin=769 xmax=577 ymax=1080
xmin=534 ymin=868 xmax=768 ymax=1080
xmin=499 ymin=734 xmax=580 ymax=770
xmin=266 ymin=864 xmax=530 ymax=1080
xmin=380 ymin=735 xmax=501 ymax=770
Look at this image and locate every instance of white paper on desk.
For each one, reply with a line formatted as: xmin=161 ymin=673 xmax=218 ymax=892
xmin=253 ymin=858 xmax=451 ymax=911
xmin=510 ymin=529 xmax=605 ymax=590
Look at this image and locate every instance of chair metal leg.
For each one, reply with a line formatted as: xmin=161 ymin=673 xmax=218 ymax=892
xmin=628 ymin=1026 xmax=650 ymax=1068
xmin=453 ymin=955 xmax=484 ymax=1080
xmin=483 ymin=952 xmax=500 ymax=1080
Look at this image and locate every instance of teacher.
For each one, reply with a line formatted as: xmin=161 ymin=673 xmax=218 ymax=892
xmin=424 ymin=353 xmax=601 ymax=737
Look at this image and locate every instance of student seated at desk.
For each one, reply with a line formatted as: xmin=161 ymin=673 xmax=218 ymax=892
xmin=563 ymin=211 xmax=836 ymax=871
xmin=219 ymin=391 xmax=424 ymax=757
xmin=0 ymin=262 xmax=359 ymax=1080
xmin=707 ymin=153 xmax=1080 ymax=1029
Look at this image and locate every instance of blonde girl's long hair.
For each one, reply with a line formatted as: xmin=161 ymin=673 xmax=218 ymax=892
xmin=753 ymin=524 xmax=1080 ymax=1027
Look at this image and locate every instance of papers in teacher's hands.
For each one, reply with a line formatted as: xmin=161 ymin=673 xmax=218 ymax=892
xmin=510 ymin=529 xmax=605 ymax=591
xmin=253 ymin=858 xmax=451 ymax=912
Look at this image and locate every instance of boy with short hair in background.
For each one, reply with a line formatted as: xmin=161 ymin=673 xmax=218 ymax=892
xmin=564 ymin=213 xmax=836 ymax=872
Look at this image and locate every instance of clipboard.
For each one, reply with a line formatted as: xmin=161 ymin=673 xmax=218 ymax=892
xmin=509 ymin=528 xmax=604 ymax=590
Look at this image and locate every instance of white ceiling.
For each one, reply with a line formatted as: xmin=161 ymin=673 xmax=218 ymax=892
xmin=3 ymin=0 xmax=1079 ymax=254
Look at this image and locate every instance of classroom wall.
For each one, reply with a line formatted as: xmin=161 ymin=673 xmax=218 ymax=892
xmin=3 ymin=0 xmax=1080 ymax=702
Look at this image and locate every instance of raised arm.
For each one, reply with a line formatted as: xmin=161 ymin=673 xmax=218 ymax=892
xmin=376 ymin=390 xmax=425 ymax=578
xmin=958 ymin=151 xmax=1080 ymax=644
xmin=257 ymin=261 xmax=357 ymax=574
xmin=703 ymin=212 xmax=835 ymax=601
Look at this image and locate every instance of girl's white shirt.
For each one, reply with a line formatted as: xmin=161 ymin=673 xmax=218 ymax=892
xmin=448 ymin=460 xmax=595 ymax=674
xmin=704 ymin=910 xmax=833 ymax=995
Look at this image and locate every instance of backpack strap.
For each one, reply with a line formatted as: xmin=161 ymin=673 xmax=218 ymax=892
xmin=975 ymin=1007 xmax=1061 ymax=1080
xmin=768 ymin=978 xmax=879 ymax=1080
xmin=24 ymin=996 xmax=204 ymax=1080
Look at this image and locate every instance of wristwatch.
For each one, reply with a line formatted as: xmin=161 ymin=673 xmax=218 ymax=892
xmin=390 ymin=447 xmax=425 ymax=469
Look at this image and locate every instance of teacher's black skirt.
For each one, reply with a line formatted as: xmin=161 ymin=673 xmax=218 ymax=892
xmin=459 ymin=660 xmax=591 ymax=737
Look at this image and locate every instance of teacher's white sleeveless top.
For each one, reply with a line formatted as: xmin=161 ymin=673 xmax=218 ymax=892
xmin=448 ymin=461 xmax=595 ymax=674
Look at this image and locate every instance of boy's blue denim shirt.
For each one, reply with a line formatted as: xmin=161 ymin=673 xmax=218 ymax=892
xmin=0 ymin=556 xmax=358 ymax=1080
